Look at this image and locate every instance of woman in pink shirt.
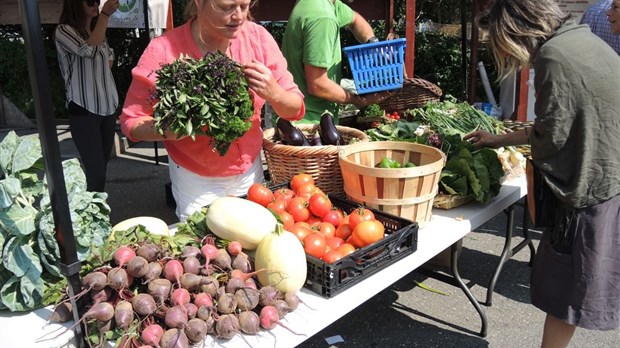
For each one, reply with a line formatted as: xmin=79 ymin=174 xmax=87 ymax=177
xmin=120 ymin=0 xmax=305 ymax=221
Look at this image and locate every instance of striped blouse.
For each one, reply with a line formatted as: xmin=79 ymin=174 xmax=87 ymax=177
xmin=55 ymin=24 xmax=118 ymax=116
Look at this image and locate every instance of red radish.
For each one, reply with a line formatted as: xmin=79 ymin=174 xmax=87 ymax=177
xmin=141 ymin=324 xmax=164 ymax=347
xmin=227 ymin=241 xmax=243 ymax=256
xmin=113 ymin=246 xmax=136 ymax=267
xmin=193 ymin=292 xmax=213 ymax=308
xmin=171 ymin=288 xmax=191 ymax=306
xmin=259 ymin=305 xmax=304 ymax=335
xmin=163 ymin=259 xmax=184 ymax=285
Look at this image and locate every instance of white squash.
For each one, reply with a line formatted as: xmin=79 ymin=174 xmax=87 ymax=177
xmin=112 ymin=217 xmax=170 ymax=236
xmin=254 ymin=224 xmax=307 ymax=294
xmin=205 ymin=196 xmax=277 ymax=250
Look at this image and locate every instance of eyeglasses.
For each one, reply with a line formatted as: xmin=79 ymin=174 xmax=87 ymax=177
xmin=85 ymin=0 xmax=100 ymax=7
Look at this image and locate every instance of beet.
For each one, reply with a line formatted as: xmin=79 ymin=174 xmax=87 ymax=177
xmin=212 ymin=248 xmax=232 ymax=271
xmin=184 ymin=318 xmax=208 ymax=344
xmin=107 ymin=267 xmax=129 ymax=290
xmin=132 ymin=293 xmax=157 ymax=317
xmin=159 ymin=328 xmax=189 ymax=348
xmin=238 ymin=310 xmax=261 ymax=335
xmin=200 ymin=277 xmax=219 ymax=297
xmin=244 ymin=278 xmax=257 ymax=290
xmin=113 ymin=246 xmax=136 ymax=267
xmin=141 ymin=324 xmax=164 ymax=347
xmin=231 ymin=253 xmax=252 ymax=273
xmin=274 ymin=299 xmax=290 ymax=318
xmin=235 ymin=288 xmax=260 ymax=311
xmin=196 ymin=305 xmax=215 ymax=322
xmin=49 ymin=302 xmax=73 ymax=323
xmin=225 ymin=277 xmax=245 ymax=294
xmin=126 ymin=256 xmax=149 ymax=278
xmin=181 ymin=245 xmax=202 ymax=259
xmin=114 ymin=300 xmax=134 ymax=330
xmin=170 ymin=288 xmax=191 ymax=306
xmin=163 ymin=259 xmax=184 ymax=285
xmin=148 ymin=278 xmax=172 ymax=304
xmin=284 ymin=291 xmax=300 ymax=311
xmin=84 ymin=302 xmax=115 ymax=322
xmin=91 ymin=287 xmax=113 ymax=304
xmin=180 ymin=273 xmax=206 ymax=292
xmin=137 ymin=243 xmax=163 ymax=262
xmin=82 ymin=271 xmax=108 ymax=292
xmin=258 ymin=286 xmax=283 ymax=306
xmin=215 ymin=314 xmax=240 ymax=340
xmin=143 ymin=262 xmax=163 ymax=283
xmin=216 ymin=293 xmax=237 ymax=314
xmin=165 ymin=305 xmax=189 ymax=329
xmin=184 ymin=303 xmax=198 ymax=319
xmin=193 ymin=292 xmax=213 ymax=309
xmin=182 ymin=256 xmax=201 ymax=275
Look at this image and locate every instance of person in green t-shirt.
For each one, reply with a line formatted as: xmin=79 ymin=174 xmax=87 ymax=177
xmin=281 ymin=0 xmax=393 ymax=124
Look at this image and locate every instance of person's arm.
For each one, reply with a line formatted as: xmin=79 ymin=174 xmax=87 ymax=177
xmin=464 ymin=128 xmax=530 ymax=148
xmin=87 ymin=0 xmax=119 ymax=46
xmin=304 ymin=64 xmax=392 ymax=106
xmin=347 ymin=11 xmax=377 ymax=43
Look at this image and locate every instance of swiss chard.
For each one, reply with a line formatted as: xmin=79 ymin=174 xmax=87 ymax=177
xmin=151 ymin=51 xmax=254 ymax=156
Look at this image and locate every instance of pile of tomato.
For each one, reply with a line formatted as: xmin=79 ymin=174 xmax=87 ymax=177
xmin=246 ymin=174 xmax=385 ymax=264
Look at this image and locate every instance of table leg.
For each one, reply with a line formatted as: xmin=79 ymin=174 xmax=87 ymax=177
xmin=485 ymin=201 xmax=537 ymax=306
xmin=153 ymin=141 xmax=160 ymax=165
xmin=450 ymin=241 xmax=488 ymax=337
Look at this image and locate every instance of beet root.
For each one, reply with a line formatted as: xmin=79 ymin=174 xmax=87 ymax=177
xmin=216 ymin=293 xmax=237 ymax=314
xmin=164 ymin=305 xmax=189 ymax=329
xmin=184 ymin=318 xmax=208 ymax=344
xmin=159 ymin=328 xmax=189 ymax=348
xmin=141 ymin=324 xmax=164 ymax=347
xmin=235 ymin=288 xmax=260 ymax=311
xmin=126 ymin=256 xmax=150 ymax=279
xmin=114 ymin=300 xmax=134 ymax=330
xmin=132 ymin=293 xmax=157 ymax=317
xmin=215 ymin=314 xmax=240 ymax=340
xmin=148 ymin=278 xmax=172 ymax=304
xmin=238 ymin=310 xmax=261 ymax=335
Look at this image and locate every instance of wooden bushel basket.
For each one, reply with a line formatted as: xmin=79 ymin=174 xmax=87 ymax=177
xmin=339 ymin=141 xmax=446 ymax=226
xmin=378 ymin=78 xmax=443 ymax=113
xmin=262 ymin=125 xmax=369 ymax=198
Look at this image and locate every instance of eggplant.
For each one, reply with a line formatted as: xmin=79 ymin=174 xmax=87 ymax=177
xmin=276 ymin=118 xmax=310 ymax=146
xmin=319 ymin=111 xmax=342 ymax=145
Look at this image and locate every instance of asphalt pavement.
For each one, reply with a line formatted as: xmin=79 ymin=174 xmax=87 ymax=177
xmin=2 ymin=124 xmax=619 ymax=348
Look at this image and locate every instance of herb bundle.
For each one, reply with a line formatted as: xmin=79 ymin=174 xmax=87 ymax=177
xmin=151 ymin=51 xmax=254 ymax=156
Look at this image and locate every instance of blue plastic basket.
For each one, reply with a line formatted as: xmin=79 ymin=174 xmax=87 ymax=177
xmin=343 ymin=38 xmax=406 ymax=94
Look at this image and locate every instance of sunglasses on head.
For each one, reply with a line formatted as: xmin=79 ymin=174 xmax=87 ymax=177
xmin=85 ymin=0 xmax=100 ymax=7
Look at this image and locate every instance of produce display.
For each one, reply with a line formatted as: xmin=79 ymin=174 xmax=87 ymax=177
xmin=150 ymin=51 xmax=254 ymax=156
xmin=44 ymin=218 xmax=307 ymax=348
xmin=363 ymin=97 xmax=525 ymax=203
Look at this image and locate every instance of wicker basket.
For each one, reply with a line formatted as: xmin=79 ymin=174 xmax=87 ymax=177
xmin=262 ymin=125 xmax=369 ymax=198
xmin=378 ymin=78 xmax=443 ymax=113
xmin=339 ymin=141 xmax=446 ymax=226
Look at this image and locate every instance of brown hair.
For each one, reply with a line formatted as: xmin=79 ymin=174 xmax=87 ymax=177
xmin=58 ymin=0 xmax=100 ymax=39
xmin=485 ymin=0 xmax=570 ymax=80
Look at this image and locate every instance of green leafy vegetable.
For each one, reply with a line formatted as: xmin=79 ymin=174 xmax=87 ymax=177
xmin=151 ymin=51 xmax=254 ymax=156
xmin=0 ymin=131 xmax=111 ymax=311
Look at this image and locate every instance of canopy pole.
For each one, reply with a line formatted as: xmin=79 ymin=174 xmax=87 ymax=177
xmin=17 ymin=1 xmax=84 ymax=346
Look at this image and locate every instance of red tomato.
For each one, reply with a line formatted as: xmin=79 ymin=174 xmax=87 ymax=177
xmin=322 ymin=249 xmax=345 ymax=264
xmin=273 ymin=188 xmax=295 ymax=202
xmin=247 ymin=183 xmax=274 ymax=207
xmin=337 ymin=243 xmax=356 ymax=255
xmin=334 ymin=223 xmax=353 ymax=240
xmin=290 ymin=225 xmax=313 ymax=242
xmin=279 ymin=211 xmax=295 ymax=231
xmin=326 ymin=236 xmax=345 ymax=251
xmin=322 ymin=210 xmax=341 ymax=227
xmin=352 ymin=220 xmax=385 ymax=247
xmin=315 ymin=222 xmax=336 ymax=239
xmin=306 ymin=215 xmax=322 ymax=227
xmin=348 ymin=207 xmax=375 ymax=230
xmin=292 ymin=221 xmax=312 ymax=229
xmin=308 ymin=193 xmax=333 ymax=217
xmin=287 ymin=197 xmax=310 ymax=222
xmin=290 ymin=173 xmax=314 ymax=192
xmin=303 ymin=232 xmax=327 ymax=259
xmin=267 ymin=199 xmax=287 ymax=214
xmin=295 ymin=182 xmax=317 ymax=199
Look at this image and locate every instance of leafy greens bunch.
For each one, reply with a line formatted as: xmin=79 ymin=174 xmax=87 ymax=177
xmin=151 ymin=51 xmax=254 ymax=156
xmin=0 ymin=131 xmax=111 ymax=311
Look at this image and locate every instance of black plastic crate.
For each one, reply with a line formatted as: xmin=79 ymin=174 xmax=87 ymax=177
xmin=258 ymin=183 xmax=418 ymax=298
xmin=305 ymin=195 xmax=418 ymax=298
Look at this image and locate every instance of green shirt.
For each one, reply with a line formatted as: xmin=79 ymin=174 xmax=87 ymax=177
xmin=531 ymin=20 xmax=620 ymax=208
xmin=282 ymin=0 xmax=354 ymax=124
